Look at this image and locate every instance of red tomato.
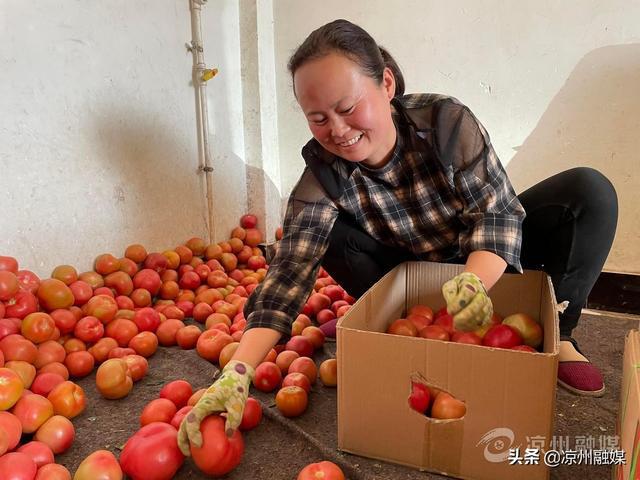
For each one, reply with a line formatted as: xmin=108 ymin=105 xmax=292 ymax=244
xmin=96 ymin=359 xmax=132 ymax=400
xmin=282 ymin=372 xmax=312 ymax=394
xmin=0 ymin=256 xmax=19 ymax=273
xmin=120 ymin=422 xmax=184 ymax=480
xmin=0 ymin=271 xmax=19 ymax=301
xmin=0 ymin=452 xmax=37 ymax=480
xmin=74 ymin=316 xmax=105 ymax=343
xmin=4 ymin=291 xmax=38 ymax=319
xmin=288 ymin=357 xmax=317 ymax=385
xmin=0 ymin=411 xmax=22 ymax=451
xmin=408 ymin=382 xmax=431 ymax=413
xmin=155 ymin=319 xmax=185 ymax=346
xmin=297 ymin=461 xmax=345 ymax=480
xmin=17 ymin=440 xmax=54 ymax=468
xmin=239 ymin=397 xmax=262 ymax=431
xmin=34 ymin=463 xmax=72 ymax=480
xmin=16 ymin=270 xmax=40 ymax=294
xmin=34 ymin=415 xmax=75 ymax=454
xmin=74 ymin=450 xmax=122 ymax=480
xmin=49 ymin=309 xmax=77 ymax=335
xmin=128 ymin=331 xmax=158 ymax=358
xmin=253 ymin=362 xmax=282 ymax=392
xmin=140 ymin=398 xmax=177 ymax=426
xmin=122 ymin=354 xmax=149 ymax=382
xmin=47 ymin=380 xmax=87 ymax=419
xmin=83 ymin=295 xmax=118 ymax=324
xmin=275 ymin=386 xmax=308 ymax=417
xmin=37 ymin=279 xmax=74 ymax=311
xmin=69 ymin=280 xmax=93 ymax=306
xmin=159 ymin=380 xmax=193 ymax=409
xmin=0 ymin=366 xmax=24 ymax=409
xmin=64 ymin=351 xmax=95 ymax=378
xmin=12 ymin=393 xmax=54 ymax=433
xmin=190 ymin=416 xmax=244 ymax=476
xmin=30 ymin=372 xmax=65 ymax=397
xmin=169 ymin=405 xmax=193 ymax=429
xmin=133 ymin=307 xmax=161 ymax=332
xmin=105 ymin=318 xmax=139 ymax=347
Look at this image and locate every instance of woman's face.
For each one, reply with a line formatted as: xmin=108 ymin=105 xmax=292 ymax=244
xmin=293 ymin=52 xmax=397 ymax=168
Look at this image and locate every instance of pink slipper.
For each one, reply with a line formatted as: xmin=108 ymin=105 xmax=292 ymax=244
xmin=557 ymin=361 xmax=605 ymax=397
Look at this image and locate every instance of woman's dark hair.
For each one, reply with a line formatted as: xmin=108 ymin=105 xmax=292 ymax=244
xmin=287 ymin=19 xmax=405 ymax=97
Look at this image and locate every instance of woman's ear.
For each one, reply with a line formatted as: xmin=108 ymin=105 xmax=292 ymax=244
xmin=382 ymin=67 xmax=396 ymax=100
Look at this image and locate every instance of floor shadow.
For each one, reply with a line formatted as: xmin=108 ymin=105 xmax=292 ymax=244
xmin=506 ymin=44 xmax=640 ymax=274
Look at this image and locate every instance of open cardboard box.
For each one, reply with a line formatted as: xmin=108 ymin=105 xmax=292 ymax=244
xmin=614 ymin=330 xmax=640 ymax=480
xmin=336 ymin=262 xmax=560 ymax=480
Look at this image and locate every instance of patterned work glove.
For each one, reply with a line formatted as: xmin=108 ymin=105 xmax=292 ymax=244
xmin=442 ymin=272 xmax=493 ymax=332
xmin=177 ymin=360 xmax=255 ymax=456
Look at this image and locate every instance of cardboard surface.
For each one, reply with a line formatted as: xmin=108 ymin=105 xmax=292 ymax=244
xmin=337 ymin=262 xmax=560 ymax=480
xmin=615 ymin=330 xmax=640 ymax=480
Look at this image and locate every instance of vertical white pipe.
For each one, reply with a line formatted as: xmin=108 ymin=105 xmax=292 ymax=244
xmin=189 ymin=0 xmax=216 ymax=242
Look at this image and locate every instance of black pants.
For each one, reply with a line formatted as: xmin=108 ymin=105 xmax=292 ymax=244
xmin=321 ymin=168 xmax=618 ymax=337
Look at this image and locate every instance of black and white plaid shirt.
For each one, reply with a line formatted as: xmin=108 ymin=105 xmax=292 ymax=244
xmin=244 ymin=94 xmax=525 ymax=340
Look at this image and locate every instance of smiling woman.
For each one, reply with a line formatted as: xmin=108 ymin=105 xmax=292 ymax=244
xmin=177 ymin=18 xmax=619 ymax=453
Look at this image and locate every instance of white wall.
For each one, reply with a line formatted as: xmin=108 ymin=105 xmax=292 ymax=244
xmin=272 ymin=0 xmax=640 ymax=274
xmin=0 ymin=0 xmax=250 ymax=277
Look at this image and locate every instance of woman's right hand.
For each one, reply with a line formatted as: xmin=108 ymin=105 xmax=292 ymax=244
xmin=177 ymin=360 xmax=255 ymax=456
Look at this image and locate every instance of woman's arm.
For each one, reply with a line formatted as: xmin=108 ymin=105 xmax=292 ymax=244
xmin=231 ymin=328 xmax=282 ymax=369
xmin=463 ymin=250 xmax=507 ymax=291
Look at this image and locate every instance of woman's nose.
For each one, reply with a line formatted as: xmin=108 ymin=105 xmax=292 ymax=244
xmin=329 ymin=118 xmax=350 ymax=138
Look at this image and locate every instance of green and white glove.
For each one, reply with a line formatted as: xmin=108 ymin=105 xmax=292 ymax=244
xmin=442 ymin=272 xmax=493 ymax=332
xmin=177 ymin=360 xmax=255 ymax=456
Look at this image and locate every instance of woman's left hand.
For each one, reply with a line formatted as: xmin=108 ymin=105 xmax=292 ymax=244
xmin=442 ymin=272 xmax=493 ymax=331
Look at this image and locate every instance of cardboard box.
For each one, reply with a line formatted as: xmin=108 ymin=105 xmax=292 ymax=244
xmin=614 ymin=330 xmax=640 ymax=480
xmin=336 ymin=262 xmax=560 ymax=480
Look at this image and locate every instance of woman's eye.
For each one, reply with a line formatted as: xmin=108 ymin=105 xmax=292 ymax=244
xmin=311 ymin=118 xmax=327 ymax=126
xmin=340 ymin=106 xmax=354 ymax=114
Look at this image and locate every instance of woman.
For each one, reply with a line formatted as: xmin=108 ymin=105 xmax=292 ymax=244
xmin=178 ymin=19 xmax=617 ymax=452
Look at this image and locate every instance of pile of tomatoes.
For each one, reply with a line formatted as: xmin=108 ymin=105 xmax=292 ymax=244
xmin=0 ymin=213 xmax=353 ymax=479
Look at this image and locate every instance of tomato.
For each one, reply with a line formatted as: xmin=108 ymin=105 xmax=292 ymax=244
xmin=16 ymin=270 xmax=40 ymax=295
xmin=38 ymin=362 xmax=69 ymax=380
xmin=140 ymin=398 xmax=177 ymax=426
xmin=122 ymin=354 xmax=149 ymax=382
xmin=12 ymin=393 xmax=54 ymax=433
xmin=275 ymin=386 xmax=308 ymax=417
xmin=128 ymin=331 xmax=158 ymax=357
xmin=88 ymin=337 xmax=118 ymax=364
xmin=0 ymin=452 xmax=37 ymax=480
xmin=159 ymin=380 xmax=193 ymax=409
xmin=156 ymin=319 xmax=185 ymax=346
xmin=47 ymin=380 xmax=86 ymax=418
xmin=0 ymin=411 xmax=22 ymax=450
xmin=132 ymin=269 xmax=162 ymax=296
xmin=288 ymin=357 xmax=317 ymax=385
xmin=481 ymin=324 xmax=522 ymax=349
xmin=282 ymin=372 xmax=312 ymax=394
xmin=63 ymin=338 xmax=86 ymax=354
xmin=0 ymin=334 xmax=38 ymax=363
xmin=83 ymin=295 xmax=118 ymax=324
xmin=196 ymin=329 xmax=233 ymax=362
xmin=68 ymin=281 xmax=93 ymax=306
xmin=120 ymin=422 xmax=184 ymax=480
xmin=408 ymin=382 xmax=431 ymax=413
xmin=133 ymin=307 xmax=161 ymax=332
xmin=96 ymin=359 xmax=132 ymax=399
xmin=105 ymin=318 xmax=139 ymax=347
xmin=30 ymin=372 xmax=65 ymax=397
xmin=4 ymin=291 xmax=38 ymax=319
xmin=430 ymin=392 xmax=466 ymax=419
xmin=318 ymin=358 xmax=337 ymax=387
xmin=0 ymin=366 xmax=24 ymax=409
xmin=0 ymin=271 xmax=20 ymax=301
xmin=73 ymin=316 xmax=104 ymax=344
xmin=0 ymin=317 xmax=21 ymax=341
xmin=49 ymin=309 xmax=77 ymax=335
xmin=418 ymin=325 xmax=450 ymax=341
xmin=297 ymin=461 xmax=345 ymax=480
xmin=190 ymin=415 xmax=244 ymax=476
xmin=169 ymin=405 xmax=192 ymax=430
xmin=34 ymin=414 xmax=75 ymax=454
xmin=64 ymin=351 xmax=94 ymax=378
xmin=34 ymin=463 xmax=72 ymax=480
xmin=175 ymin=325 xmax=201 ymax=349
xmin=17 ymin=440 xmax=54 ymax=468
xmin=104 ymin=271 xmax=134 ymax=297
xmin=94 ymin=254 xmax=121 ymax=275
xmin=37 ymin=279 xmax=74 ymax=311
xmin=74 ymin=450 xmax=122 ymax=480
xmin=78 ymin=271 xmax=104 ymax=289
xmin=20 ymin=312 xmax=55 ymax=344
xmin=6 ymin=360 xmax=36 ymax=388
xmin=119 ymin=257 xmax=139 ymax=276
xmin=253 ymin=362 xmax=282 ymax=392
xmin=239 ymin=397 xmax=262 ymax=431
xmin=0 ymin=256 xmax=18 ymax=273
xmin=108 ymin=347 xmax=136 ymax=359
